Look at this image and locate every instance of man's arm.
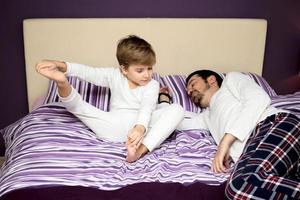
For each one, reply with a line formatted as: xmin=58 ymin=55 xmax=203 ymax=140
xmin=225 ymin=72 xmax=271 ymax=142
xmin=212 ymin=133 xmax=237 ymax=173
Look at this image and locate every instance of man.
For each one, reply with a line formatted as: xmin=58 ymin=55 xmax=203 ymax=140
xmin=178 ymin=70 xmax=300 ymax=199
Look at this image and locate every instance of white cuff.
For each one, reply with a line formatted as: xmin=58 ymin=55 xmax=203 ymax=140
xmin=58 ymin=86 xmax=77 ymax=103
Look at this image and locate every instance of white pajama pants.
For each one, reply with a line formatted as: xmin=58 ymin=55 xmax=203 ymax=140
xmin=59 ymin=87 xmax=184 ymax=152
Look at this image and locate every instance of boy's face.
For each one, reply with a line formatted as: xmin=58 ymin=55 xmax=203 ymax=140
xmin=121 ymin=64 xmax=153 ymax=88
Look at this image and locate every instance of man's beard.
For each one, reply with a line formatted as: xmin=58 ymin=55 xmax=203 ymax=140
xmin=191 ymin=91 xmax=204 ymax=108
xmin=190 ymin=83 xmax=210 ymax=108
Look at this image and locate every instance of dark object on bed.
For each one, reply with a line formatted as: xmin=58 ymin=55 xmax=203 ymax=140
xmin=0 ymin=182 xmax=226 ymax=200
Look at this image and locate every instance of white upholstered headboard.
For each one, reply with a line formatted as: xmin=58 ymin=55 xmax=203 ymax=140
xmin=23 ymin=18 xmax=267 ymax=111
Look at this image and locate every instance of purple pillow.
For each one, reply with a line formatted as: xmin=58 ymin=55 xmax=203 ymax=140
xmin=241 ymin=72 xmax=277 ymax=97
xmin=160 ymin=75 xmax=202 ymax=113
xmin=271 ymin=91 xmax=300 ymax=118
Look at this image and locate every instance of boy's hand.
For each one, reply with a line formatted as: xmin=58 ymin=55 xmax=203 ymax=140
xmin=126 ymin=125 xmax=145 ymax=148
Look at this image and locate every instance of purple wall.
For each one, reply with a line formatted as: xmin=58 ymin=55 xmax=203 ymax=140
xmin=0 ymin=0 xmax=299 ymax=136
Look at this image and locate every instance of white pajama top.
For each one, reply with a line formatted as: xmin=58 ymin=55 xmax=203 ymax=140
xmin=66 ymin=62 xmax=160 ymax=130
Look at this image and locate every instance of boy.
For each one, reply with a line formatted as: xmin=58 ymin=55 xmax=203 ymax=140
xmin=36 ymin=35 xmax=184 ymax=162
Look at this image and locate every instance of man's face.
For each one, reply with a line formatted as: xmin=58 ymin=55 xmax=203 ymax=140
xmin=187 ymin=75 xmax=213 ymax=108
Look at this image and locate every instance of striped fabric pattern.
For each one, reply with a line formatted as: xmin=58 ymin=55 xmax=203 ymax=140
xmin=242 ymin=72 xmax=277 ymax=97
xmin=0 ymin=105 xmax=229 ymax=197
xmin=271 ymin=91 xmax=300 ymax=118
xmin=160 ymin=75 xmax=203 ymax=113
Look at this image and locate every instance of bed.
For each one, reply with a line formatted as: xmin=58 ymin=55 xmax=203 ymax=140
xmin=1 ymin=18 xmax=299 ymax=200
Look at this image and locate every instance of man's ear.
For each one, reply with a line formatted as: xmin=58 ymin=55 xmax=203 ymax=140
xmin=207 ymin=75 xmax=217 ymax=86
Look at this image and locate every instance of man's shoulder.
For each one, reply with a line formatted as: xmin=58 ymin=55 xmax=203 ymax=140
xmin=226 ymin=71 xmax=243 ymax=78
xmin=225 ymin=72 xmax=250 ymax=82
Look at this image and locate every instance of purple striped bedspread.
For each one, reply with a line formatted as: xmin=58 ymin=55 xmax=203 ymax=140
xmin=271 ymin=91 xmax=300 ymax=118
xmin=0 ymin=105 xmax=229 ymax=197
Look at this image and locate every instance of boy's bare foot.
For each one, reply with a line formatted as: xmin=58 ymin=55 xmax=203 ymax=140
xmin=38 ymin=67 xmax=67 ymax=84
xmin=126 ymin=144 xmax=148 ymax=163
xmin=36 ymin=60 xmax=71 ymax=98
xmin=36 ymin=61 xmax=67 ymax=84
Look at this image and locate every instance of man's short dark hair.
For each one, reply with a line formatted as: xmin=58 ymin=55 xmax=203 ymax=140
xmin=186 ymin=70 xmax=223 ymax=87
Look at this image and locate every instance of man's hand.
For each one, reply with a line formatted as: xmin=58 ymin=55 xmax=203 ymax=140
xmin=212 ymin=133 xmax=236 ymax=173
xmin=126 ymin=125 xmax=146 ymax=148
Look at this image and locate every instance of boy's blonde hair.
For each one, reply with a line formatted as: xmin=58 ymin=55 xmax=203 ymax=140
xmin=116 ymin=35 xmax=156 ymax=69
